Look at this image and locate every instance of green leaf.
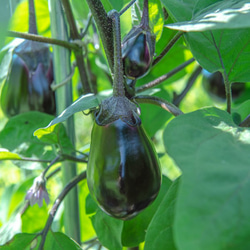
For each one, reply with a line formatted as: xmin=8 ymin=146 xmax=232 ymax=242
xmin=0 ymin=112 xmax=56 ymax=164
xmin=163 ymin=107 xmax=250 ymax=249
xmin=0 ymin=214 xmax=22 ymax=246
xmin=121 ymin=175 xmax=173 ymax=247
xmin=186 ymin=28 xmax=250 ymax=83
xmin=44 ymin=231 xmax=82 ymax=250
xmin=0 ymin=233 xmax=39 ymax=249
xmin=91 ymin=209 xmax=123 ymax=250
xmin=149 ymin=0 xmax=164 ymax=41
xmin=43 ymin=93 xmax=99 ymax=128
xmin=140 ymin=88 xmax=172 ymax=137
xmin=144 ymin=178 xmax=180 ymax=250
xmin=130 ymin=0 xmax=163 ymax=41
xmin=0 ymin=149 xmax=21 ymax=160
xmin=8 ymin=0 xmax=51 ymax=38
xmin=78 ymin=179 xmax=96 ymax=241
xmin=161 ymin=0 xmax=195 ymax=22
xmin=167 ymin=1 xmax=250 ymax=32
xmin=0 ymin=0 xmax=11 ymax=50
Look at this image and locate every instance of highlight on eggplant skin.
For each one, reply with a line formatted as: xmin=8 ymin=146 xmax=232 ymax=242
xmin=87 ymin=119 xmax=161 ymax=220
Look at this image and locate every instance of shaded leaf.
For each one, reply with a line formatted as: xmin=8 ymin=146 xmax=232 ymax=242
xmin=91 ymin=209 xmax=123 ymax=250
xmin=186 ymin=28 xmax=250 ymax=83
xmin=144 ymin=178 xmax=180 ymax=250
xmin=164 ymin=107 xmax=250 ymax=249
xmin=0 ymin=233 xmax=39 ymax=249
xmin=0 ymin=112 xmax=56 ymax=164
xmin=121 ymin=175 xmax=172 ymax=247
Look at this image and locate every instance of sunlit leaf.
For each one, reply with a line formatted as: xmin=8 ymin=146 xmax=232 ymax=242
xmin=164 ymin=107 xmax=250 ymax=249
xmin=0 ymin=149 xmax=21 ymax=160
xmin=166 ymin=1 xmax=250 ymax=32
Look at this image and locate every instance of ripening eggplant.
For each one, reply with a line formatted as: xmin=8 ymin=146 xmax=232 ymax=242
xmin=121 ymin=0 xmax=155 ymax=79
xmin=202 ymin=70 xmax=245 ymax=101
xmin=87 ymin=119 xmax=161 ymax=220
xmin=122 ymin=30 xmax=155 ymax=79
xmin=0 ymin=40 xmax=55 ymax=117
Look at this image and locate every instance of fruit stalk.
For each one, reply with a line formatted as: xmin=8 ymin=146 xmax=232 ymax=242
xmin=109 ymin=10 xmax=125 ymax=97
xmin=28 ymin=0 xmax=37 ymax=34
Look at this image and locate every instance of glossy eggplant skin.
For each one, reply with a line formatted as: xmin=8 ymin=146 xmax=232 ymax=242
xmin=87 ymin=119 xmax=161 ymax=220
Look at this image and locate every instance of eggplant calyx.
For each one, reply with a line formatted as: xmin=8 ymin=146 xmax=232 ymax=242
xmin=95 ymin=96 xmax=141 ymax=126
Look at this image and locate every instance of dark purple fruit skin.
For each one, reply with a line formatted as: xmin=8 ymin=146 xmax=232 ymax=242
xmin=0 ymin=40 xmax=55 ymax=117
xmin=202 ymin=70 xmax=245 ymax=100
xmin=87 ymin=119 xmax=161 ymax=220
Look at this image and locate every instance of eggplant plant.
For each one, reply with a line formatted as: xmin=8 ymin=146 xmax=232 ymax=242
xmin=0 ymin=0 xmax=250 ymax=250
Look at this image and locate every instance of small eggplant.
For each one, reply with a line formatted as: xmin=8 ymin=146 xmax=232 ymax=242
xmin=87 ymin=119 xmax=161 ymax=220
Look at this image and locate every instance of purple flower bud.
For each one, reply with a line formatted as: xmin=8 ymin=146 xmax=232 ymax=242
xmin=25 ymin=175 xmax=50 ymax=208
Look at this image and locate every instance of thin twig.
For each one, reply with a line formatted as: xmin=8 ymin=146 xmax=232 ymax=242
xmin=133 ymin=95 xmax=183 ymax=116
xmin=80 ymin=14 xmax=93 ymax=38
xmin=119 ymin=0 xmax=136 ymax=16
xmin=38 ymin=171 xmax=87 ymax=250
xmin=28 ymin=0 xmax=37 ymax=34
xmin=173 ymin=65 xmax=202 ymax=106
xmin=153 ymin=31 xmax=184 ymax=66
xmin=136 ymin=58 xmax=195 ymax=93
xmin=50 ymin=63 xmax=76 ymax=91
xmin=7 ymin=30 xmax=80 ymax=51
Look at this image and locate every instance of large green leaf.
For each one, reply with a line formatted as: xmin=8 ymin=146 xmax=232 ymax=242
xmin=163 ymin=0 xmax=250 ymax=82
xmin=166 ymin=0 xmax=250 ymax=32
xmin=0 ymin=112 xmax=58 ymax=167
xmin=121 ymin=175 xmax=172 ymax=247
xmin=144 ymin=178 xmax=180 ymax=250
xmin=163 ymin=107 xmax=250 ymax=249
xmin=91 ymin=209 xmax=123 ymax=250
xmin=186 ymin=28 xmax=250 ymax=83
xmin=161 ymin=0 xmax=197 ymax=22
xmin=0 ymin=233 xmax=39 ymax=249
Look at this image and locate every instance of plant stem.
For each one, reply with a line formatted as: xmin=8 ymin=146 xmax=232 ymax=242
xmin=136 ymin=58 xmax=195 ymax=93
xmin=61 ymin=0 xmax=92 ymax=94
xmin=85 ymin=0 xmax=114 ymax=71
xmin=28 ymin=0 xmax=37 ymax=34
xmin=173 ymin=65 xmax=202 ymax=106
xmin=38 ymin=171 xmax=86 ymax=250
xmin=133 ymin=95 xmax=183 ymax=116
xmin=224 ymin=77 xmax=232 ymax=113
xmin=109 ymin=10 xmax=125 ymax=97
xmin=119 ymin=0 xmax=136 ymax=16
xmin=141 ymin=0 xmax=149 ymax=30
xmin=7 ymin=30 xmax=79 ymax=50
xmin=42 ymin=155 xmax=61 ymax=178
xmin=49 ymin=0 xmax=81 ymax=244
xmin=153 ymin=31 xmax=183 ymax=66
